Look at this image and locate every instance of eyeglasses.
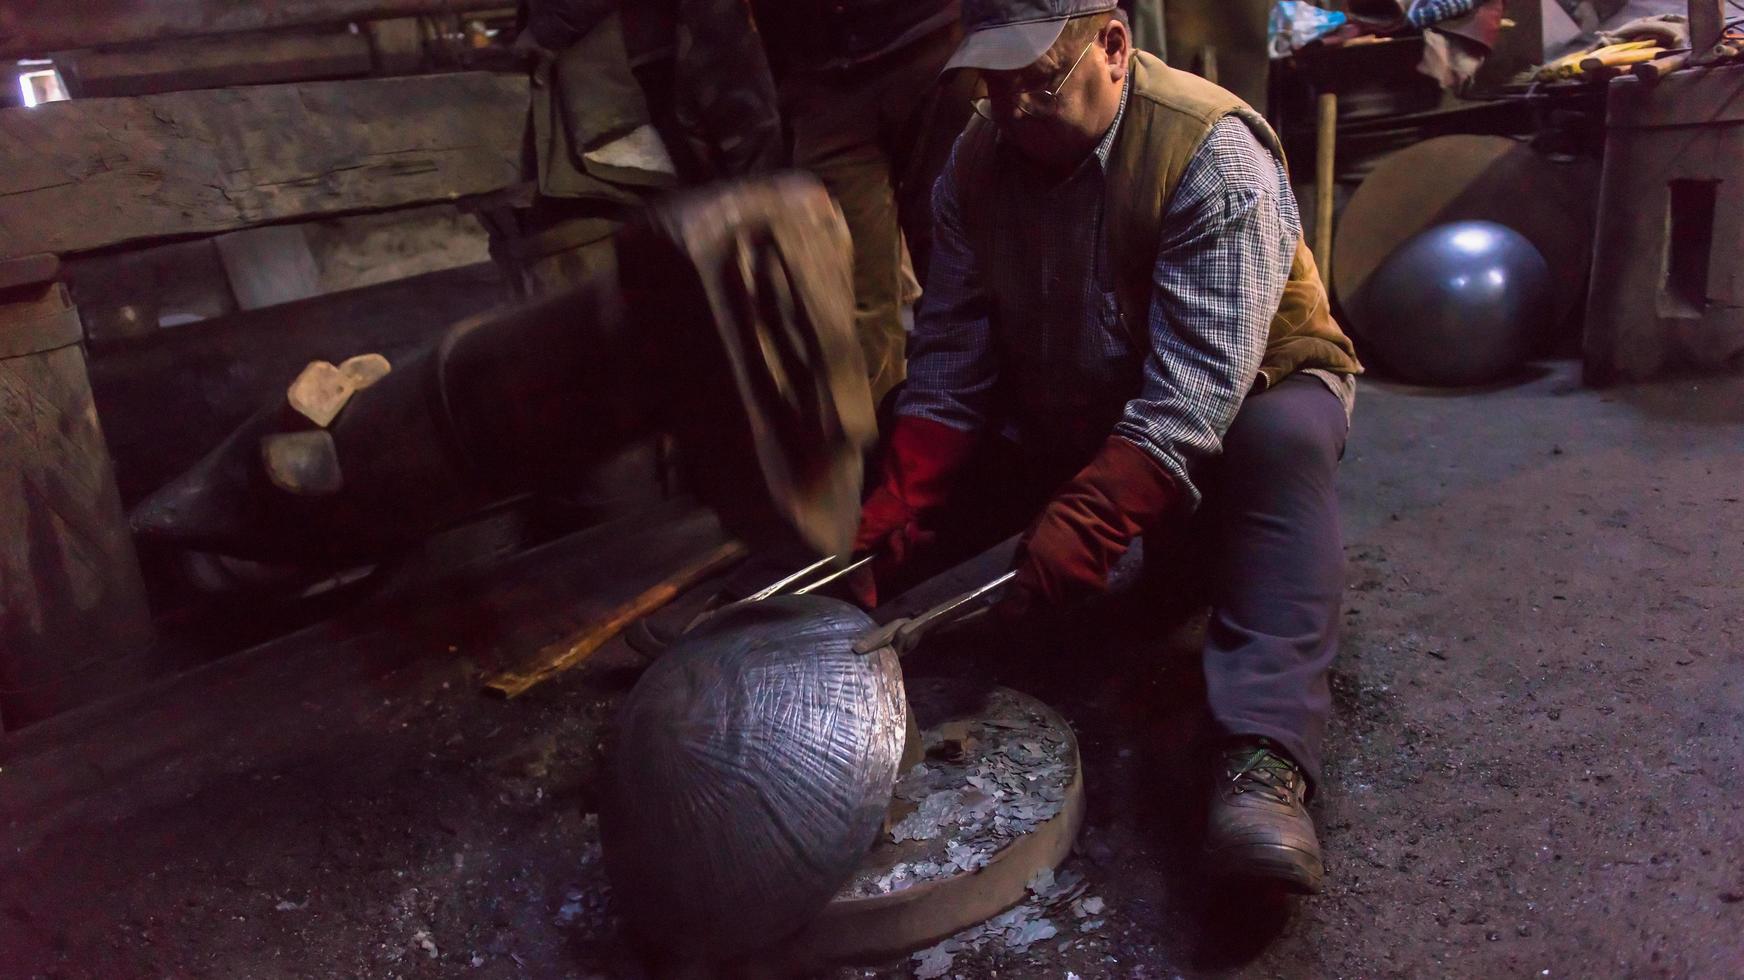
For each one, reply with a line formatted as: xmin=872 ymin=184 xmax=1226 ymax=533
xmin=972 ymin=39 xmax=1097 ymax=121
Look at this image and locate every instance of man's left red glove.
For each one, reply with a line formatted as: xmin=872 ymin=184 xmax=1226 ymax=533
xmin=1003 ymin=435 xmax=1181 ymax=615
xmin=847 ymin=415 xmax=980 ymax=607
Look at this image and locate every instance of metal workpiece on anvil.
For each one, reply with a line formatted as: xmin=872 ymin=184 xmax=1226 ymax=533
xmin=603 ymin=593 xmax=909 ymax=960
xmin=601 ymin=555 xmax=1076 ymax=967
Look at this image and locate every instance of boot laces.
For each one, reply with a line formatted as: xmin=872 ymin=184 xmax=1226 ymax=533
xmin=1226 ymin=747 xmax=1301 ymax=805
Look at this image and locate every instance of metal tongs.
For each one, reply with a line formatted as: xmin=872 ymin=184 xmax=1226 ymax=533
xmin=848 ymin=570 xmax=1015 ymax=657
xmin=706 ymin=553 xmax=1015 ymax=659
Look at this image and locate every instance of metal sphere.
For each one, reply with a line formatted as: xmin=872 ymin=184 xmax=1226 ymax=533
xmin=1355 ymin=220 xmax=1553 ymax=386
xmin=601 ymin=595 xmax=906 ymax=959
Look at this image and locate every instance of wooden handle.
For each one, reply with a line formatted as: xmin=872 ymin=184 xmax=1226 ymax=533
xmin=1689 ymin=0 xmax=1725 ymax=56
xmin=1581 ymin=47 xmax=1664 ymax=73
xmin=1633 ymin=51 xmax=1691 ymax=82
xmin=1314 ymin=92 xmax=1337 ymax=292
xmin=482 ymin=540 xmax=748 ymax=699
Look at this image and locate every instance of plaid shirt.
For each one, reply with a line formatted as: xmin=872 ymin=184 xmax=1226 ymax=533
xmin=899 ymin=82 xmax=1320 ymax=506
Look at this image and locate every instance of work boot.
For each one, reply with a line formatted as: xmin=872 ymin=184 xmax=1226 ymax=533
xmin=1204 ymin=738 xmax=1324 ymax=894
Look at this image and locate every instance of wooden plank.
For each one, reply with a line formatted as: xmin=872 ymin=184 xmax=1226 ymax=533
xmin=0 ymin=71 xmax=529 ymax=261
xmin=482 ymin=540 xmax=749 ymax=699
xmin=213 ymin=226 xmax=323 ymax=310
xmin=1607 ymin=64 xmax=1744 ymax=128
xmin=0 ymin=302 xmax=80 ymax=359
xmin=1583 ymin=67 xmax=1744 ymax=383
xmin=0 ymin=282 xmax=153 ymax=729
xmin=0 ymin=503 xmax=727 ymax=848
xmin=0 ymin=0 xmax=494 ymax=59
xmin=0 ymin=253 xmax=58 ymax=291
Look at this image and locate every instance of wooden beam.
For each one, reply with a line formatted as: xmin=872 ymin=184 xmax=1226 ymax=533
xmin=0 ymin=252 xmax=57 ymax=292
xmin=58 ymin=30 xmax=375 ymax=98
xmin=0 ymin=72 xmax=529 ymax=261
xmin=0 ymin=0 xmax=499 ymax=60
xmin=0 ymin=276 xmax=154 ymax=729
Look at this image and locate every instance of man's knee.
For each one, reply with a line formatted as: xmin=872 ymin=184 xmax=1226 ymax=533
xmin=1221 ymin=380 xmax=1345 ymax=483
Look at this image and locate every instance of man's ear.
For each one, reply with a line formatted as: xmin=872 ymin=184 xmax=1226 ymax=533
xmin=1103 ymin=18 xmax=1131 ymax=80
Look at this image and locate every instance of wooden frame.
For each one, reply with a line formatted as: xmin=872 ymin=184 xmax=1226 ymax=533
xmin=0 ymin=72 xmax=528 ymax=262
xmin=0 ymin=1 xmax=505 ymax=59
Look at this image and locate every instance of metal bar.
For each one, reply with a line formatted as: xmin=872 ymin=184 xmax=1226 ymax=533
xmin=0 ymin=0 xmax=502 ymax=60
xmin=681 ymin=552 xmax=875 ymax=637
xmin=791 ymin=553 xmax=877 ymax=596
xmin=742 ymin=554 xmax=842 ymax=602
xmin=852 ymin=570 xmax=1017 ymax=657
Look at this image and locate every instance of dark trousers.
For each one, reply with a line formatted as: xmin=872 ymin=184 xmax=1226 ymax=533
xmin=905 ymin=374 xmax=1351 ymax=783
xmin=1189 ymin=373 xmax=1349 ymax=784
xmin=780 ymin=25 xmax=976 ymax=403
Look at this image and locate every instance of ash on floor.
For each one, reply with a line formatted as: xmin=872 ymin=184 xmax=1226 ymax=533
xmin=842 ymin=688 xmax=1075 ymax=899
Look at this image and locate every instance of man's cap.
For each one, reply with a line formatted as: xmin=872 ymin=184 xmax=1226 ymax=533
xmin=943 ymin=0 xmax=1120 ymax=73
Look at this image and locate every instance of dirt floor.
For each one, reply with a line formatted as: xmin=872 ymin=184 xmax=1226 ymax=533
xmin=3 ymin=359 xmax=1741 ymax=978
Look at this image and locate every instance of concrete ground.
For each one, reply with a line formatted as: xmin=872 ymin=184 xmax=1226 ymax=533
xmin=3 ymin=359 xmax=1741 ymax=978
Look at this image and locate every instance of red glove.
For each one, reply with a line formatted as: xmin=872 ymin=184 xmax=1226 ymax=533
xmin=1002 ymin=435 xmax=1181 ymax=615
xmin=848 ymin=415 xmax=978 ymax=607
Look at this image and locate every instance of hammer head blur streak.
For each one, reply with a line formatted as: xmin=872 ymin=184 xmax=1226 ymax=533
xmin=618 ymin=174 xmax=875 ymax=559
xmin=130 ymin=174 xmax=873 ymax=565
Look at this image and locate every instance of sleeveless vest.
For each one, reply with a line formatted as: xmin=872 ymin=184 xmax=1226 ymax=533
xmin=954 ymin=50 xmax=1362 ymax=389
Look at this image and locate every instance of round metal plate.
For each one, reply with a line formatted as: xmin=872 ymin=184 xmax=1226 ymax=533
xmin=778 ymin=681 xmax=1085 ymax=967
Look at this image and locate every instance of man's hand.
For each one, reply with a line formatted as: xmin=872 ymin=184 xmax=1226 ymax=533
xmin=847 ymin=416 xmax=978 ymax=608
xmin=1002 ymin=435 xmax=1180 ymax=615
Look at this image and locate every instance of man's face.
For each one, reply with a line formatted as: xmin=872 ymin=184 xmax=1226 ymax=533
xmin=980 ymin=20 xmax=1125 ymax=170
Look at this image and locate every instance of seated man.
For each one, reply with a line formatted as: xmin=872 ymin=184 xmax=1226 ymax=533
xmin=853 ymin=0 xmax=1362 ymax=893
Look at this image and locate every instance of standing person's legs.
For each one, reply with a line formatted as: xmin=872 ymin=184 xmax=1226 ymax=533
xmin=784 ymin=73 xmax=907 ymax=403
xmin=879 ymin=24 xmax=975 ymax=295
xmin=1199 ymin=373 xmax=1350 ymax=784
